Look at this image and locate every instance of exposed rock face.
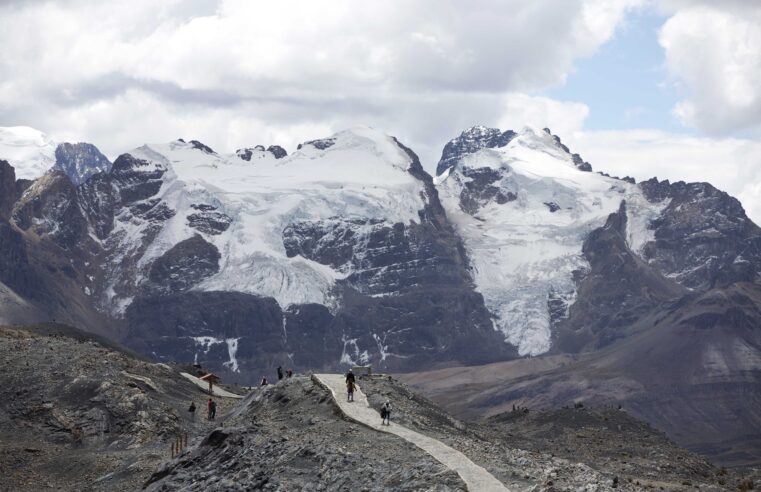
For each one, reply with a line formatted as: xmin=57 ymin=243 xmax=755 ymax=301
xmin=125 ymin=291 xmax=286 ymax=379
xmin=556 ymin=201 xmax=685 ymax=351
xmin=236 ymin=144 xmax=287 ymax=161
xmin=297 ymin=137 xmax=335 ymax=150
xmin=148 ymin=234 xmax=221 ymax=293
xmin=189 ymin=139 xmax=214 ymax=154
xmin=187 ymin=204 xmax=232 ymax=235
xmin=0 ymin=221 xmax=40 ymax=300
xmin=640 ymin=177 xmax=761 ymax=289
xmin=436 ymin=125 xmax=516 ymax=176
xmin=53 ymin=142 xmax=111 ymax=186
xmin=0 ymin=159 xmax=15 ymax=220
xmin=12 ymin=170 xmax=88 ymax=249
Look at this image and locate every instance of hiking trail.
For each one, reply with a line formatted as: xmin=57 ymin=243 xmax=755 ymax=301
xmin=314 ymin=373 xmax=510 ymax=492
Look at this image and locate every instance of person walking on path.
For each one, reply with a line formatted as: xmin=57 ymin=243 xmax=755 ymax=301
xmin=261 ymin=376 xmax=268 ymax=386
xmin=345 ymin=369 xmax=355 ymax=386
xmin=207 ymin=398 xmax=217 ymax=420
xmin=346 ymin=379 xmax=356 ymax=402
xmin=188 ymin=401 xmax=196 ymax=422
xmin=277 ymin=366 xmax=284 ymax=380
xmin=380 ymin=401 xmax=392 ymax=426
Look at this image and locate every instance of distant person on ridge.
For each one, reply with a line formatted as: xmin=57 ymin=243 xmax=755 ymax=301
xmin=261 ymin=376 xmax=268 ymax=386
xmin=277 ymin=366 xmax=284 ymax=380
xmin=347 ymin=378 xmax=356 ymax=402
xmin=286 ymin=368 xmax=293 ymax=378
xmin=380 ymin=401 xmax=392 ymax=426
xmin=207 ymin=398 xmax=214 ymax=420
xmin=188 ymin=401 xmax=196 ymax=422
xmin=345 ymin=369 xmax=355 ymax=386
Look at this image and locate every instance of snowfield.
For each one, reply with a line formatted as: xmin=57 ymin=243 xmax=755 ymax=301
xmin=436 ymin=127 xmax=667 ymax=356
xmin=105 ymin=127 xmax=427 ymax=314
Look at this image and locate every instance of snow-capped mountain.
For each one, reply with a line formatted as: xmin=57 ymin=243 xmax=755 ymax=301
xmin=0 ymin=127 xmax=511 ymax=379
xmin=0 ymin=126 xmax=112 ymax=185
xmin=1 ymin=124 xmax=760 ymax=382
xmin=435 ymin=126 xmax=665 ymax=355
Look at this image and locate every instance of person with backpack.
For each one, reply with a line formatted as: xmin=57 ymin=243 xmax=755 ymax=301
xmin=345 ymin=369 xmax=356 ymax=385
xmin=346 ymin=378 xmax=356 ymax=402
xmin=380 ymin=401 xmax=392 ymax=425
xmin=188 ymin=401 xmax=196 ymax=422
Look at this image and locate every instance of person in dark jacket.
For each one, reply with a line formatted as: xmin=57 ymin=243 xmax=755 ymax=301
xmin=261 ymin=376 xmax=268 ymax=386
xmin=346 ymin=379 xmax=356 ymax=402
xmin=277 ymin=366 xmax=284 ymax=380
xmin=188 ymin=401 xmax=196 ymax=422
xmin=380 ymin=401 xmax=392 ymax=425
xmin=345 ymin=369 xmax=356 ymax=385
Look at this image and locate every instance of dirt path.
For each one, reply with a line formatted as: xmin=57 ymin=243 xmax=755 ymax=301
xmin=314 ymin=374 xmax=510 ymax=492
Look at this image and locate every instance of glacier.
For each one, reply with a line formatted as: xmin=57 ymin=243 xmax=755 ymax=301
xmin=99 ymin=127 xmax=428 ymax=315
xmin=435 ymin=126 xmax=668 ymax=356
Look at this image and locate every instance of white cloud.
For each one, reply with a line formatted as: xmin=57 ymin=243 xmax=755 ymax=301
xmin=658 ymin=4 xmax=761 ymax=134
xmin=0 ymin=0 xmax=640 ymax=168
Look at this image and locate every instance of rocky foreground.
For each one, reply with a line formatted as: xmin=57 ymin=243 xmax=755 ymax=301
xmin=1 ymin=324 xmax=759 ymax=491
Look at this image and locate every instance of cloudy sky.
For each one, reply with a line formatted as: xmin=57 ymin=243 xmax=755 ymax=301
xmin=2 ymin=0 xmax=761 ymax=219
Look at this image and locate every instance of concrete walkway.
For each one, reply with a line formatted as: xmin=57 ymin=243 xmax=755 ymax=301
xmin=314 ymin=374 xmax=509 ymax=492
xmin=180 ymin=372 xmax=244 ymax=399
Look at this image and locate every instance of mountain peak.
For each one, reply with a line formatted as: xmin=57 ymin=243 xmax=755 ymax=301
xmin=436 ymin=126 xmax=517 ymax=176
xmin=54 ymin=142 xmax=111 ymax=186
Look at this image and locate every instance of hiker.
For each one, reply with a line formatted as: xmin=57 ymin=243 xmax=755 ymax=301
xmin=345 ymin=368 xmax=356 ymax=386
xmin=261 ymin=376 xmax=268 ymax=386
xmin=188 ymin=401 xmax=196 ymax=422
xmin=346 ymin=379 xmax=355 ymax=402
xmin=207 ymin=398 xmax=217 ymax=420
xmin=277 ymin=366 xmax=284 ymax=380
xmin=286 ymin=368 xmax=293 ymax=378
xmin=380 ymin=401 xmax=392 ymax=425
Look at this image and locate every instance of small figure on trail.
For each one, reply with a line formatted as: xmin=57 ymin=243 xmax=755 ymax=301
xmin=207 ymin=398 xmax=217 ymax=420
xmin=286 ymin=368 xmax=293 ymax=378
xmin=345 ymin=369 xmax=356 ymax=385
xmin=277 ymin=366 xmax=284 ymax=380
xmin=380 ymin=401 xmax=392 ymax=426
xmin=188 ymin=401 xmax=196 ymax=422
xmin=261 ymin=376 xmax=268 ymax=386
xmin=346 ymin=379 xmax=356 ymax=402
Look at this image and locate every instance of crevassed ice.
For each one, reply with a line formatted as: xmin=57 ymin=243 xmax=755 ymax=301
xmin=436 ymin=127 xmax=666 ymax=356
xmin=104 ymin=127 xmax=427 ymax=314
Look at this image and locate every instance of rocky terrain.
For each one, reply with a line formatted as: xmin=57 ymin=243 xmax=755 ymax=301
xmin=147 ymin=373 xmax=759 ymax=491
xmin=5 ymin=324 xmax=758 ymax=491
xmin=0 ymin=323 xmax=245 ymax=492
